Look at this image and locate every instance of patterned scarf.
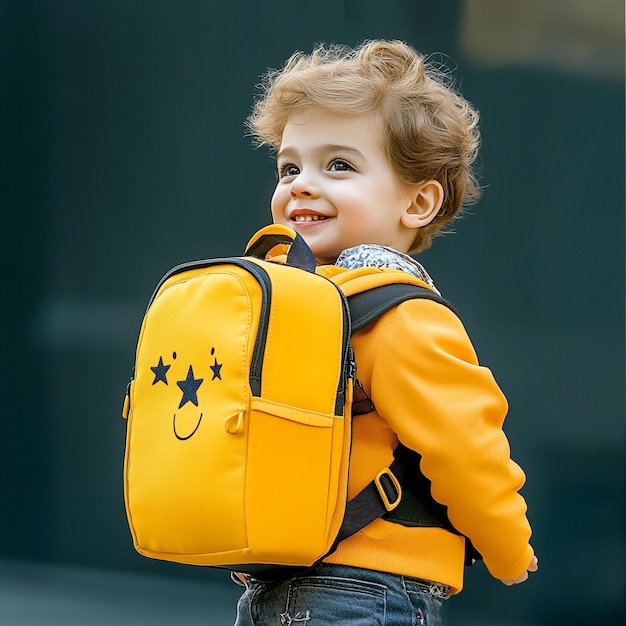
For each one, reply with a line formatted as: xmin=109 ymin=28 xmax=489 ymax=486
xmin=335 ymin=244 xmax=441 ymax=295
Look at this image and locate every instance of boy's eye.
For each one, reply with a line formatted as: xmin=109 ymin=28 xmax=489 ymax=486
xmin=329 ymin=159 xmax=354 ymax=172
xmin=278 ymin=164 xmax=300 ymax=178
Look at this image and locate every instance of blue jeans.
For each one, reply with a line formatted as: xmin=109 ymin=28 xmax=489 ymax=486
xmin=233 ymin=564 xmax=448 ymax=625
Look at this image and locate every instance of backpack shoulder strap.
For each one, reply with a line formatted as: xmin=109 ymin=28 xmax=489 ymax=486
xmin=348 ymin=282 xmax=459 ymax=333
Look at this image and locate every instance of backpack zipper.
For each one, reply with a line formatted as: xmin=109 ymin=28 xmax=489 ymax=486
xmin=333 ymin=287 xmax=354 ymax=416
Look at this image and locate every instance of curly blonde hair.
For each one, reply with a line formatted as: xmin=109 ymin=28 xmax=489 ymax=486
xmin=247 ymin=40 xmax=481 ymax=252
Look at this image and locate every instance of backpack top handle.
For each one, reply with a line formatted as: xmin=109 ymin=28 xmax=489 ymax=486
xmin=244 ymin=224 xmax=317 ymax=274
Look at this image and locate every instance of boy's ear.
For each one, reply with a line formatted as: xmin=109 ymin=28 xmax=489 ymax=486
xmin=401 ymin=180 xmax=444 ymax=229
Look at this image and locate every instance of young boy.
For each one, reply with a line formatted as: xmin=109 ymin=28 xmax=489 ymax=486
xmin=234 ymin=39 xmax=538 ymax=626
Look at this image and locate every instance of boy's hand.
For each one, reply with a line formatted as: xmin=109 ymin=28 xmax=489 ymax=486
xmin=500 ymin=555 xmax=539 ymax=586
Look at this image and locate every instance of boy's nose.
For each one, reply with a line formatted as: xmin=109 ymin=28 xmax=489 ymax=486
xmin=290 ymin=186 xmax=312 ymax=198
xmin=289 ymin=172 xmax=319 ymax=199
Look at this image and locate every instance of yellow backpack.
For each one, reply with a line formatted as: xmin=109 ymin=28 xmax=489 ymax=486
xmin=121 ymin=225 xmax=456 ymax=575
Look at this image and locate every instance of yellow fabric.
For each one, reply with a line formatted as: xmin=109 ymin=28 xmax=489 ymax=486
xmin=318 ymin=265 xmax=534 ymax=594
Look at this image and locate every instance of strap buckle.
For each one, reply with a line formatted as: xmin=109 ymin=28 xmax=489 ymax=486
xmin=374 ymin=468 xmax=402 ymax=511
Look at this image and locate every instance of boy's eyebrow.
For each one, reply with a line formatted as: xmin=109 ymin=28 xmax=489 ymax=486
xmin=277 ymin=144 xmax=365 ymax=160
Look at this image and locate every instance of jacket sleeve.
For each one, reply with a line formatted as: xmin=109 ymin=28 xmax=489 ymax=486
xmin=368 ymin=298 xmax=535 ymax=581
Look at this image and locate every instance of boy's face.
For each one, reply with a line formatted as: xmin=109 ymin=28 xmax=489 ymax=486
xmin=271 ymin=110 xmax=421 ymax=264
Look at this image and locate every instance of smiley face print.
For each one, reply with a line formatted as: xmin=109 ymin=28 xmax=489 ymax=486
xmin=149 ymin=348 xmax=223 ymax=440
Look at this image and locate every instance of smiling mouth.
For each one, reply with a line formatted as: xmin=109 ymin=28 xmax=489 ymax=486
xmin=292 ymin=215 xmax=329 ymax=223
xmin=173 ymin=412 xmax=203 ymax=440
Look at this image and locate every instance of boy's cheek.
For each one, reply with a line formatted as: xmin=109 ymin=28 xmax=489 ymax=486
xmin=270 ymin=191 xmax=288 ymax=223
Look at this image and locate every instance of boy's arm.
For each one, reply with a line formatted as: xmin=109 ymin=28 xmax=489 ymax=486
xmin=367 ymin=298 xmax=536 ymax=582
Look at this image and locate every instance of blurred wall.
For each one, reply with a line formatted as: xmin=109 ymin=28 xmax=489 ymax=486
xmin=2 ymin=1 xmax=624 ymax=623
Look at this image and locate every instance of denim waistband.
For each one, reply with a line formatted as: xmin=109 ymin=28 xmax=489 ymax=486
xmin=240 ymin=564 xmax=450 ymax=600
xmin=404 ymin=576 xmax=450 ymax=599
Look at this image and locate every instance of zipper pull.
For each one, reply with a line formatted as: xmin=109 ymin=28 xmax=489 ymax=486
xmin=121 ymin=370 xmax=134 ymax=419
xmin=225 ymin=410 xmax=245 ymax=434
xmin=347 ymin=347 xmax=357 ymax=380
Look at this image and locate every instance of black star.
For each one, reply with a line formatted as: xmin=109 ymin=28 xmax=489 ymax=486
xmin=210 ymin=357 xmax=222 ymax=380
xmin=150 ymin=356 xmax=170 ymax=385
xmin=176 ymin=365 xmax=203 ymax=409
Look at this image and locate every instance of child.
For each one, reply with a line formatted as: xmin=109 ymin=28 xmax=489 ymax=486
xmin=234 ymin=39 xmax=538 ymax=626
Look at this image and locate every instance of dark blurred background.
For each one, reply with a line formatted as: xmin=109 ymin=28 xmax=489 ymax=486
xmin=2 ymin=1 xmax=624 ymax=624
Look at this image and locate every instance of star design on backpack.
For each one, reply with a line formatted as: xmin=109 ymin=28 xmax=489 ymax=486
xmin=210 ymin=358 xmax=222 ymax=380
xmin=176 ymin=365 xmax=203 ymax=408
xmin=150 ymin=356 xmax=170 ymax=385
xmin=210 ymin=347 xmax=222 ymax=380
